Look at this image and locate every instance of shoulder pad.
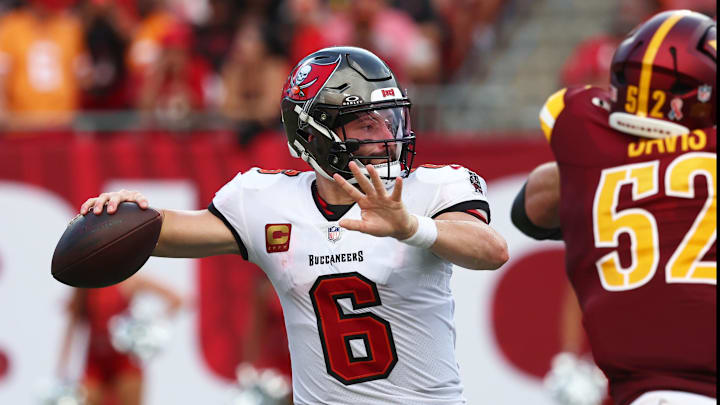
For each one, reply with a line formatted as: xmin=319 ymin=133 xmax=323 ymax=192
xmin=539 ymin=86 xmax=610 ymax=142
xmin=240 ymin=168 xmax=309 ymax=190
xmin=410 ymin=164 xmax=469 ymax=184
xmin=539 ymin=88 xmax=568 ymax=142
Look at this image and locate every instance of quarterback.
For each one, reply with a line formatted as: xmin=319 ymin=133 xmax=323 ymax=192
xmin=512 ymin=10 xmax=716 ymax=405
xmin=80 ymin=47 xmax=508 ymax=404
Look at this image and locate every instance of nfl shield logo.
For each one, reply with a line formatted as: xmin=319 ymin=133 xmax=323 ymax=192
xmin=328 ymin=226 xmax=341 ymax=243
xmin=698 ymin=84 xmax=712 ymax=103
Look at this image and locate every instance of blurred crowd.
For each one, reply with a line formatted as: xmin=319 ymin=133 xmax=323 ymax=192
xmin=0 ymin=0 xmax=714 ymax=139
xmin=0 ymin=0 xmax=506 ymax=139
xmin=561 ymin=0 xmax=716 ymax=88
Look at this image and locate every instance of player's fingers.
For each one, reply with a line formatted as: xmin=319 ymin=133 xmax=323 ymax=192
xmin=92 ymin=193 xmax=111 ymax=215
xmin=339 ymin=218 xmax=366 ymax=232
xmin=110 ymin=191 xmax=148 ymax=213
xmin=80 ymin=198 xmax=97 ymax=215
xmin=333 ymin=173 xmax=365 ymax=201
xmin=349 ymin=162 xmax=375 ymax=196
xmin=105 ymin=192 xmax=124 ymax=213
xmin=133 ymin=192 xmax=149 ymax=209
xmin=390 ymin=177 xmax=403 ymax=202
xmin=366 ymin=165 xmax=387 ymax=197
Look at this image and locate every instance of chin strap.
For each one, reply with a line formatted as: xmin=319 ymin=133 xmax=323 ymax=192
xmin=609 ymin=112 xmax=690 ymax=139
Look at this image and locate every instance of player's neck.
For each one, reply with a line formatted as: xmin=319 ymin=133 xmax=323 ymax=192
xmin=314 ymin=174 xmax=356 ymax=205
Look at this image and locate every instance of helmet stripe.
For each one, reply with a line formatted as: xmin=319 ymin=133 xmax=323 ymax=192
xmin=637 ymin=10 xmax=692 ymax=116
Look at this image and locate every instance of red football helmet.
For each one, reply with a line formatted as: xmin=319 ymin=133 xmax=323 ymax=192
xmin=609 ymin=10 xmax=716 ymax=138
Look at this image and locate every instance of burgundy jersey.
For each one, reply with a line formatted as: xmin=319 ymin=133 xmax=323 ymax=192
xmin=540 ymin=86 xmax=716 ymax=404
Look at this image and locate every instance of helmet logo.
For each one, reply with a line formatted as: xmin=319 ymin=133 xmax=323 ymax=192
xmin=295 ymin=65 xmax=312 ymax=84
xmin=290 ymin=65 xmax=318 ymax=98
xmin=283 ymin=57 xmax=340 ymax=101
xmin=610 ymin=86 xmax=618 ymax=102
xmin=342 ymin=95 xmax=363 ymax=106
xmin=697 ymin=84 xmax=712 ymax=103
xmin=371 ymin=87 xmax=403 ymax=102
xmin=668 ymin=97 xmax=684 ymax=121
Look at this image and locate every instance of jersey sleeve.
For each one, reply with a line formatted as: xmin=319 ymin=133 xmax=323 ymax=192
xmin=208 ymin=172 xmax=251 ymax=260
xmin=420 ymin=165 xmax=491 ymax=223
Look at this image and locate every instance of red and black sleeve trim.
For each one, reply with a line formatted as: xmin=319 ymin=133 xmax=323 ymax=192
xmin=431 ymin=200 xmax=491 ymax=224
xmin=208 ymin=202 xmax=249 ymax=260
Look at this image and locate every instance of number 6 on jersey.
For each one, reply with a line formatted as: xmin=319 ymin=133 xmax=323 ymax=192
xmin=310 ymin=272 xmax=398 ymax=385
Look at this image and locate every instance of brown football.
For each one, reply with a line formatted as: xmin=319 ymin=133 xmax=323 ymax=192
xmin=51 ymin=202 xmax=163 ymax=288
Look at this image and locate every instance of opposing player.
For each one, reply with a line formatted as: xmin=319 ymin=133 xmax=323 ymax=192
xmin=79 ymin=47 xmax=508 ymax=404
xmin=512 ymin=10 xmax=716 ymax=405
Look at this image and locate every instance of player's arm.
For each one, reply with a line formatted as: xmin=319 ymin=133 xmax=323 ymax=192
xmin=80 ymin=190 xmax=241 ymax=258
xmin=154 ymin=209 xmax=240 ymax=257
xmin=431 ymin=211 xmax=508 ymax=270
xmin=511 ymin=162 xmax=562 ymax=239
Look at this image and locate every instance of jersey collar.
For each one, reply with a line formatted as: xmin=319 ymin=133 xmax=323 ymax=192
xmin=311 ymin=181 xmax=354 ymax=221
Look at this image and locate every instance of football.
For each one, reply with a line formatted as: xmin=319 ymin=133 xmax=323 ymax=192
xmin=51 ymin=202 xmax=163 ymax=288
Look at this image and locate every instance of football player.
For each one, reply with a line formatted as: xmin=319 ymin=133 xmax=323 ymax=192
xmin=512 ymin=10 xmax=716 ymax=405
xmin=79 ymin=47 xmax=509 ymax=404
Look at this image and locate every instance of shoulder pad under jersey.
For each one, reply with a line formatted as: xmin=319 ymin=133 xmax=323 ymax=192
xmin=411 ymin=164 xmax=470 ymax=184
xmin=539 ymin=85 xmax=611 ymax=142
xmin=238 ymin=168 xmax=310 ymax=190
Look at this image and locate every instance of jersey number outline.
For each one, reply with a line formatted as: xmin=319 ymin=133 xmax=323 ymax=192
xmin=593 ymin=152 xmax=716 ymax=291
xmin=309 ymin=272 xmax=398 ymax=385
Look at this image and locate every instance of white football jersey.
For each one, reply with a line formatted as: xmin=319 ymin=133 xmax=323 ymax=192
xmin=211 ymin=165 xmax=490 ymax=405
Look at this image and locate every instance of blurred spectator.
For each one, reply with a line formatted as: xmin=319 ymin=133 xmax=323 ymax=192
xmin=560 ymin=0 xmax=658 ymax=88
xmin=238 ymin=0 xmax=285 ymax=24
xmin=282 ymin=0 xmax=333 ymax=65
xmin=560 ymin=36 xmax=619 ymax=88
xmin=0 ymin=0 xmax=21 ymax=15
xmin=80 ymin=0 xmax=132 ymax=110
xmin=659 ymin=0 xmax=716 ymax=16
xmin=136 ymin=22 xmax=212 ymax=130
xmin=57 ymin=277 xmax=183 ymax=405
xmin=432 ymin=0 xmax=504 ymax=80
xmin=193 ymin=0 xmax=240 ymax=72
xmin=220 ymin=18 xmax=288 ymax=145
xmin=126 ymin=0 xmax=176 ymax=82
xmin=393 ymin=0 xmax=447 ymax=83
xmin=0 ymin=0 xmax=90 ymax=130
xmin=325 ymin=0 xmax=441 ymax=84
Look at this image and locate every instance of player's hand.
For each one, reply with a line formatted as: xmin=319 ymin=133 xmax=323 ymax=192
xmin=80 ymin=189 xmax=149 ymax=215
xmin=333 ymin=162 xmax=418 ymax=240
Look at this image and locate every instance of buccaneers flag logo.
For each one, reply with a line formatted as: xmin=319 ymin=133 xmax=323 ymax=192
xmin=283 ymin=56 xmax=340 ymax=101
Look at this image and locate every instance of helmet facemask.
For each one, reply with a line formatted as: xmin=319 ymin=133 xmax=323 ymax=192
xmin=298 ymin=102 xmax=415 ymax=186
